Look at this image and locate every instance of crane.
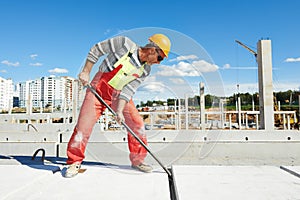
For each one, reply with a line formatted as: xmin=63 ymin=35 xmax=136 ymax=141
xmin=234 ymin=40 xmax=258 ymax=129
xmin=235 ymin=40 xmax=257 ymax=57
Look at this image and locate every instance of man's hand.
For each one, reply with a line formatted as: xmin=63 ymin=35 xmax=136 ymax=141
xmin=78 ymin=60 xmax=94 ymax=86
xmin=78 ymin=71 xmax=90 ymax=86
xmin=115 ymin=111 xmax=125 ymax=124
xmin=114 ymin=99 xmax=127 ymax=124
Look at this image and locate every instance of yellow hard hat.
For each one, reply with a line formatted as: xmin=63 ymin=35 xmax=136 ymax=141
xmin=149 ymin=34 xmax=171 ymax=57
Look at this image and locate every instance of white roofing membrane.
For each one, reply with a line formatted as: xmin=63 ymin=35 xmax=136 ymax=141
xmin=172 ymin=165 xmax=300 ymax=200
xmin=1 ymin=162 xmax=300 ymax=199
xmin=0 ymin=164 xmax=170 ymax=200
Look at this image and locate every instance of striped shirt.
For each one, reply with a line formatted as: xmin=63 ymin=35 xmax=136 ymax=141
xmin=87 ymin=36 xmax=151 ymax=102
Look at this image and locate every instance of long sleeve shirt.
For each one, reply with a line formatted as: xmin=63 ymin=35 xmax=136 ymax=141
xmin=87 ymin=36 xmax=151 ymax=102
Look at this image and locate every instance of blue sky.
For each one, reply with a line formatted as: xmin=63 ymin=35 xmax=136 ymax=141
xmin=0 ymin=0 xmax=299 ymax=102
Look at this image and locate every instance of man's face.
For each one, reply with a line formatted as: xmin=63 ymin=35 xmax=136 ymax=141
xmin=146 ymin=47 xmax=166 ymax=65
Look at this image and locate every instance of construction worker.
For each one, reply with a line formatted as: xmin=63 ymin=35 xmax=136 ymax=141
xmin=64 ymin=34 xmax=171 ymax=178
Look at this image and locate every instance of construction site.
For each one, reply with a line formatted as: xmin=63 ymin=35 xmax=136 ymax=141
xmin=1 ymin=39 xmax=300 ymax=199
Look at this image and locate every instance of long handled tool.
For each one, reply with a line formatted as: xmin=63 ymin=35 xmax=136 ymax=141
xmin=87 ymin=84 xmax=173 ymax=179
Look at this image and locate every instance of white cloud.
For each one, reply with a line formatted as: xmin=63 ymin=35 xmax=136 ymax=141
xmin=284 ymin=57 xmax=300 ymax=62
xmin=191 ymin=60 xmax=219 ymax=73
xmin=156 ymin=62 xmax=197 ymax=76
xmin=222 ymin=63 xmax=262 ymax=70
xmin=169 ymin=78 xmax=185 ymax=84
xmin=30 ymin=62 xmax=43 ymax=67
xmin=157 ymin=60 xmax=218 ymax=77
xmin=0 ymin=69 xmax=7 ymax=73
xmin=223 ymin=63 xmax=231 ymax=69
xmin=30 ymin=54 xmax=38 ymax=60
xmin=140 ymin=82 xmax=165 ymax=93
xmin=48 ymin=68 xmax=68 ymax=73
xmin=169 ymin=55 xmax=198 ymax=62
xmin=157 ymin=65 xmax=182 ymax=76
xmin=223 ymin=66 xmax=257 ymax=70
xmin=136 ymin=80 xmax=186 ymax=102
xmin=1 ymin=60 xmax=20 ymax=67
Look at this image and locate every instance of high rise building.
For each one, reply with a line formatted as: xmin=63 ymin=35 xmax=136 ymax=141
xmin=0 ymin=77 xmax=14 ymax=111
xmin=17 ymin=76 xmax=76 ymax=109
xmin=18 ymin=81 xmax=29 ymax=108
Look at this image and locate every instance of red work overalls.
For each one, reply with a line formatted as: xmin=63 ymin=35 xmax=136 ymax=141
xmin=66 ymin=62 xmax=148 ymax=166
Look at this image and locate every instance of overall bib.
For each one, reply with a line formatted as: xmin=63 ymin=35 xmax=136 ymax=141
xmin=67 ymin=51 xmax=147 ymax=166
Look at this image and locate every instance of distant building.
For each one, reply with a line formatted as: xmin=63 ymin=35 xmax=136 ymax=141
xmin=17 ymin=81 xmax=30 ymax=108
xmin=0 ymin=77 xmax=14 ymax=111
xmin=13 ymin=96 xmax=19 ymax=107
xmin=17 ymin=76 xmax=76 ymax=109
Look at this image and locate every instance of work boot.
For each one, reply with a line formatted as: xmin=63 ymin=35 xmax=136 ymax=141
xmin=132 ymin=163 xmax=153 ymax=173
xmin=64 ymin=163 xmax=81 ymax=178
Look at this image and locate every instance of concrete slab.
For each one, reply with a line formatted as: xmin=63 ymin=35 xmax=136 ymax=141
xmin=0 ymin=143 xmax=57 ymax=156
xmin=172 ymin=165 xmax=300 ymax=200
xmin=0 ymin=164 xmax=170 ymax=200
xmin=2 ymin=129 xmax=300 ymax=166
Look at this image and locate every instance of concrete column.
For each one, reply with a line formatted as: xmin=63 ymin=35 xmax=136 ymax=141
xmin=238 ymin=96 xmax=241 ymax=129
xmin=185 ymin=94 xmax=188 ymax=130
xmin=199 ymin=82 xmax=205 ymax=130
xmin=178 ymin=99 xmax=181 ymax=130
xmin=174 ymin=100 xmax=178 ymax=130
xmin=105 ymin=108 xmax=109 ymax=130
xmin=287 ymin=115 xmax=291 ymax=130
xmin=283 ymin=113 xmax=286 ymax=130
xmin=220 ymin=99 xmax=225 ymax=129
xmin=229 ymin=114 xmax=232 ymax=130
xmin=26 ymin=94 xmax=32 ymax=115
xmin=299 ymin=95 xmax=300 ymax=121
xmin=256 ymin=114 xmax=259 ymax=130
xmin=246 ymin=114 xmax=248 ymax=129
xmin=39 ymin=101 xmax=43 ymax=113
xmin=257 ymin=40 xmax=274 ymax=130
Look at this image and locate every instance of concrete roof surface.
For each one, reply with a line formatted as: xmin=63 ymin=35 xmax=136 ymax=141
xmin=172 ymin=165 xmax=300 ymax=200
xmin=0 ymin=156 xmax=300 ymax=200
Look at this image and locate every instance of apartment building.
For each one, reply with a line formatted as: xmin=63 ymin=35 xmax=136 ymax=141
xmin=0 ymin=77 xmax=14 ymax=111
xmin=18 ymin=81 xmax=29 ymax=108
xmin=17 ymin=76 xmax=76 ymax=109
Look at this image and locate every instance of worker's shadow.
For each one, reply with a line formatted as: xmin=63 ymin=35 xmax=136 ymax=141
xmin=0 ymin=149 xmax=130 ymax=176
xmin=0 ymin=152 xmax=67 ymax=174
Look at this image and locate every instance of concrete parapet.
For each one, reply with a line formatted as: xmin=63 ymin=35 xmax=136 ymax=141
xmin=1 ymin=128 xmax=300 ymax=166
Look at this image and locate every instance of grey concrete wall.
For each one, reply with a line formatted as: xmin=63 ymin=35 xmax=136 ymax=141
xmin=1 ymin=126 xmax=300 ymax=166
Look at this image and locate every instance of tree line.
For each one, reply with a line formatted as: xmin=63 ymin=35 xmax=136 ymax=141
xmin=137 ymin=90 xmax=300 ymax=111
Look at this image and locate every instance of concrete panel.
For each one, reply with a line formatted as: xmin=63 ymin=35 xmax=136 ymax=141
xmin=0 ymin=143 xmax=57 ymax=156
xmin=0 ymin=132 xmax=59 ymax=142
xmin=0 ymin=164 xmax=170 ymax=200
xmin=172 ymin=165 xmax=300 ymax=200
xmin=2 ymin=130 xmax=300 ymax=166
xmin=58 ymin=140 xmax=300 ymax=166
xmin=0 ymin=123 xmax=74 ymax=133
